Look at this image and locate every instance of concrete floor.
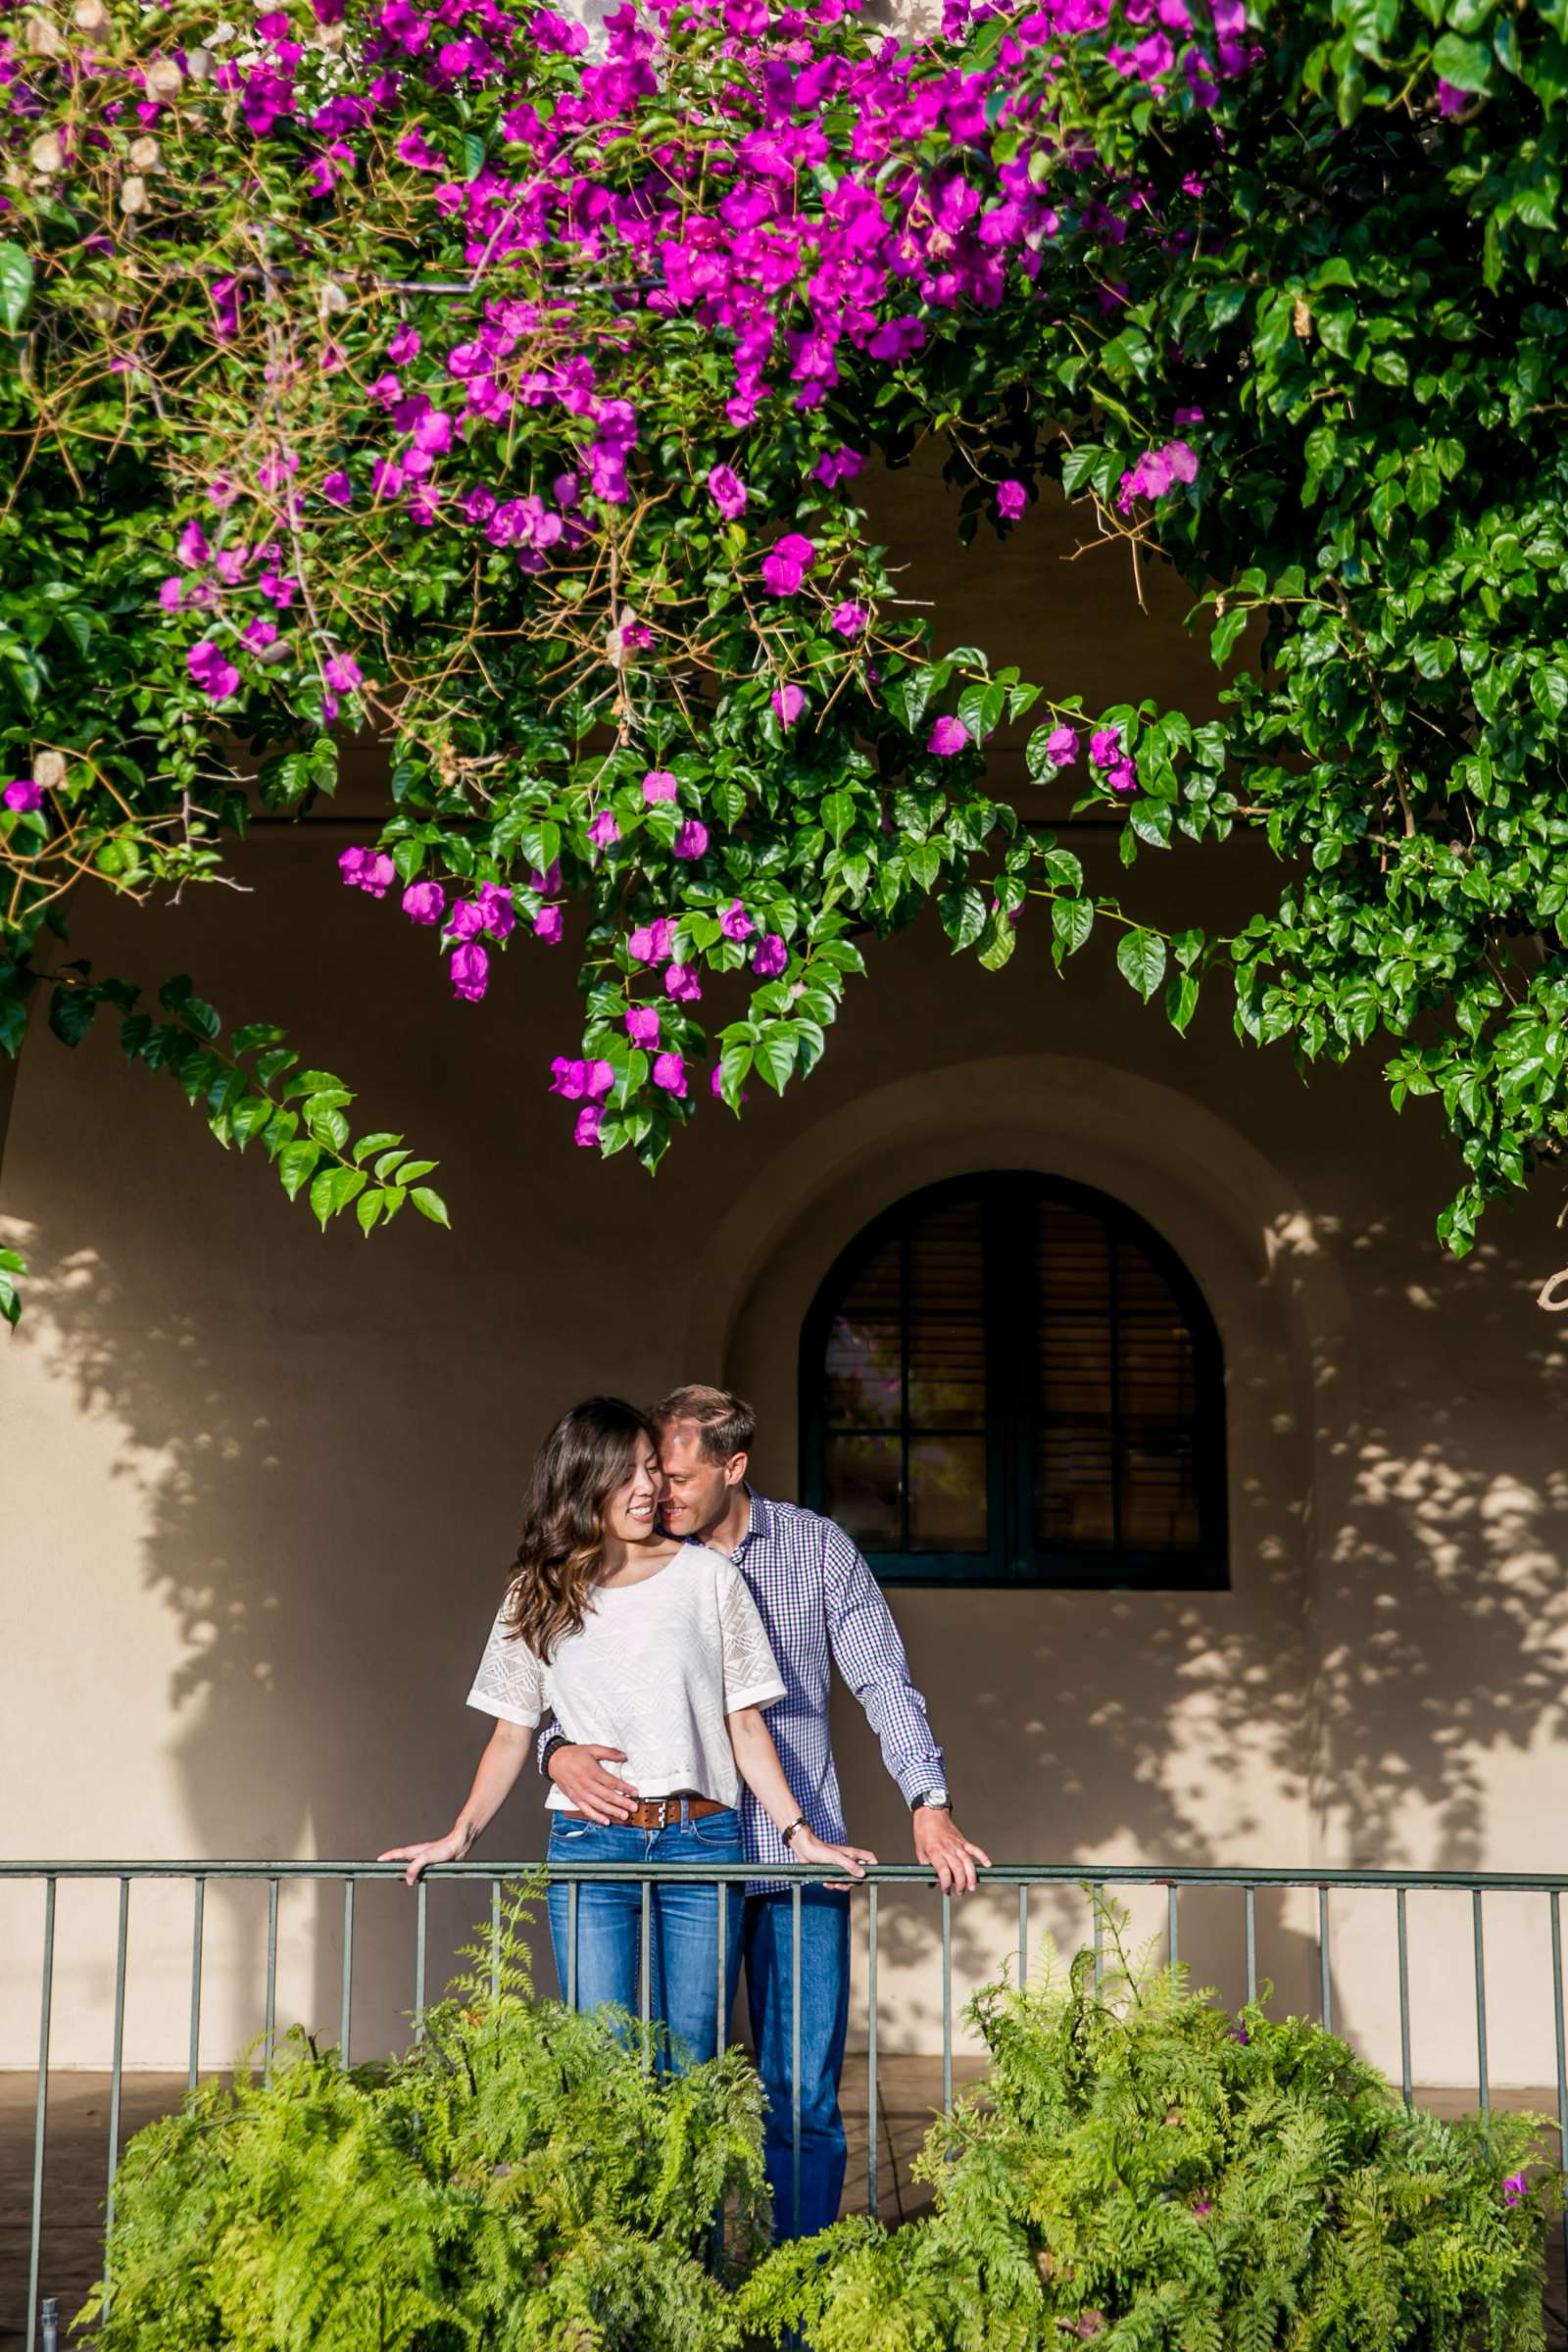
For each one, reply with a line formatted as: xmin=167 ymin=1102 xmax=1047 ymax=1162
xmin=3 ymin=2066 xmax=1564 ymax=2346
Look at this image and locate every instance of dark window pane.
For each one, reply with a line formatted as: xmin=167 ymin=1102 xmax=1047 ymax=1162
xmin=1035 ymin=1428 xmax=1115 ymax=1547
xmin=823 ymin=1434 xmax=901 ymax=1551
xmin=908 ymin=1437 xmax=988 ymax=1551
xmin=907 ymin=1316 xmax=986 ymax=1428
xmin=837 ymin=1234 xmax=902 ymax=1319
xmin=1122 ymin=1428 xmax=1200 ymax=1546
xmin=824 ymin=1315 xmax=902 ymax=1428
xmin=908 ymin=1200 xmax=984 ymax=1312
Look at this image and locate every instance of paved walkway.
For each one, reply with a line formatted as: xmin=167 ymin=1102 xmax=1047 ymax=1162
xmin=2 ymin=2067 xmax=1563 ymax=2345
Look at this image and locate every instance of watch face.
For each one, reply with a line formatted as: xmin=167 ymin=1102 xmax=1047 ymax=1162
xmin=922 ymin=1788 xmax=951 ymax=1809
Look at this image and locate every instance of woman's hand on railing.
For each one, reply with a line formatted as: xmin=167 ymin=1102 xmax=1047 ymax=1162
xmin=791 ymin=1825 xmax=877 ymax=1886
xmin=376 ymin=1824 xmax=474 ymax=1887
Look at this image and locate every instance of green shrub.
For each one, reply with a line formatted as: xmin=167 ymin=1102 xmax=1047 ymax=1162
xmin=743 ymin=1919 xmax=1560 ymax=2352
xmin=79 ymin=1908 xmax=768 ymax=2352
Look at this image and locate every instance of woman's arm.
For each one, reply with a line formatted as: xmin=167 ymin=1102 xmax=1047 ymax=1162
xmin=726 ymin=1706 xmax=876 ymax=1879
xmin=378 ymin=1718 xmax=532 ymax=1886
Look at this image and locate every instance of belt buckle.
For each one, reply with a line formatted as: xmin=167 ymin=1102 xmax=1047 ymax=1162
xmin=655 ymin=1796 xmax=671 ymax=1831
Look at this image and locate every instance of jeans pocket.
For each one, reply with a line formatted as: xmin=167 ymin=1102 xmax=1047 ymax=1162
xmin=688 ymin=1809 xmax=742 ymax=1853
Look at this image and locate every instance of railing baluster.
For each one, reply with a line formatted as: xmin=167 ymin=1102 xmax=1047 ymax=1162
xmin=340 ymin=1878 xmax=355 ymax=2067
xmin=1396 ymin=1886 xmax=1412 ymax=2109
xmin=264 ymin=1878 xmax=279 ymax=2084
xmin=641 ymin=1878 xmax=653 ymax=2063
xmin=791 ymin=1883 xmax=803 ymax=2241
xmin=567 ymin=1880 xmax=579 ymax=2011
xmin=942 ymin=1888 xmax=953 ymax=2118
xmin=1318 ymin=1886 xmax=1332 ymax=2032
xmin=188 ymin=1877 xmax=205 ymax=2090
xmin=103 ymin=1875 xmax=130 ymax=2310
xmin=1094 ymin=1884 xmax=1104 ymax=1988
xmin=1244 ymin=1884 xmax=1256 ymax=2006
xmin=414 ymin=1875 xmax=428 ymax=2040
xmin=866 ymin=1885 xmax=878 ymax=2220
xmin=26 ymin=1876 xmax=55 ymax=2352
xmin=490 ymin=1878 xmax=501 ymax=2002
xmin=1167 ymin=1883 xmax=1179 ymax=1970
xmin=1551 ymin=1892 xmax=1567 ymax=2287
xmin=1472 ymin=1887 xmax=1489 ymax=2113
xmin=1018 ymin=1882 xmax=1028 ymax=1991
xmin=715 ymin=1880 xmax=727 ymax=2053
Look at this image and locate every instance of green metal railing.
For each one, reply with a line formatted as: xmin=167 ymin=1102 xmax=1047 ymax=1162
xmin=9 ymin=1857 xmax=1568 ymax=2352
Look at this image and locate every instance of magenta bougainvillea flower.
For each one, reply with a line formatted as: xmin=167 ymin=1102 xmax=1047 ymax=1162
xmin=629 ymin=915 xmax=676 ymax=963
xmin=4 ymin=778 xmax=43 ymax=813
xmin=652 ymin=1050 xmax=687 ymax=1095
xmin=760 ymin=532 xmax=816 ymax=596
xmin=664 ymin=961 xmax=702 ymax=1003
xmin=450 ymin=941 xmax=490 ymax=1002
xmin=338 ymin=846 xmax=395 ymax=897
xmin=771 ymin=684 xmax=806 ymax=727
xmin=719 ymin=900 xmax=754 ymax=942
xmin=672 ymin=819 xmax=710 ymax=859
xmin=587 ymin=810 xmax=621 ymax=849
xmin=642 ymin=769 xmax=678 ymax=803
xmin=752 ymin=933 xmax=788 ymax=977
xmin=928 ymin=714 xmax=970 ymax=757
xmin=625 ymin=1004 xmax=661 ymax=1047
xmin=996 ymin=479 xmax=1027 ymax=519
xmin=401 ymin=878 xmax=447 ymax=925
xmin=707 ymin=465 xmax=748 ymax=519
xmin=534 ymin=904 xmax=564 ymax=944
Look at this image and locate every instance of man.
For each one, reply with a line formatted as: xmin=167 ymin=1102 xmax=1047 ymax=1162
xmin=542 ymin=1383 xmax=989 ymax=2239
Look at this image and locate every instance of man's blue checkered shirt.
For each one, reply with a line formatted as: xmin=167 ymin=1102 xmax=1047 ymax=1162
xmin=539 ymin=1490 xmax=947 ymax=1889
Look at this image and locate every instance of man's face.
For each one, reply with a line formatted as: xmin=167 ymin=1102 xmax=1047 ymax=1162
xmin=658 ymin=1419 xmax=745 ymax=1540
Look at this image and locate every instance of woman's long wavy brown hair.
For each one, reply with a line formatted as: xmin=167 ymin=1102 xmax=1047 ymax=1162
xmin=504 ymin=1396 xmax=657 ymax=1661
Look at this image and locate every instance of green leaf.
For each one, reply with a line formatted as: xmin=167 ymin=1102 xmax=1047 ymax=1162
xmin=1052 ymin=898 xmax=1095 ymax=964
xmin=1165 ymin=971 xmax=1200 ymax=1033
xmin=276 ymin=1140 xmax=322 ymax=1202
xmin=411 ymin=1186 xmax=451 ymax=1227
xmin=353 ymin=1131 xmax=404 ymax=1163
xmin=0 ymin=242 xmax=33 ymax=333
xmin=1432 ymin=30 xmax=1494 ymax=90
xmin=47 ymin=988 xmax=98 ymax=1048
xmin=1116 ymin=928 xmax=1168 ymax=1003
xmin=939 ymin=885 xmax=987 ymax=953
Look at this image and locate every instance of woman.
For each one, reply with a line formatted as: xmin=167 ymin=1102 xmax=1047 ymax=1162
xmin=380 ymin=1396 xmax=873 ymax=2072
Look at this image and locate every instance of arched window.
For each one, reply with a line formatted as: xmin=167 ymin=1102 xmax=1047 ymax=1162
xmin=800 ymin=1173 xmax=1227 ymax=1588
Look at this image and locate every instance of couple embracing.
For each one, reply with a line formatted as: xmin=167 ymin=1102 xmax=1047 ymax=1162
xmin=383 ymin=1385 xmax=988 ymax=2240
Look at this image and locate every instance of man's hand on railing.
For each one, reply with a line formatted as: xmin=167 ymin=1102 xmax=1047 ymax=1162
xmin=546 ymin=1742 xmax=643 ymax=1823
xmin=913 ymin=1808 xmax=992 ymax=1896
xmin=377 ymin=1822 xmax=475 ymax=1887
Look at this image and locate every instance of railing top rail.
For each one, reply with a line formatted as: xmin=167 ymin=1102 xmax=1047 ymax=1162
xmin=4 ymin=1858 xmax=1568 ymax=1893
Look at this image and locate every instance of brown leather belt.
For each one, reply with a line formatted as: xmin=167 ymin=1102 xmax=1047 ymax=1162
xmin=563 ymin=1794 xmax=728 ymax=1831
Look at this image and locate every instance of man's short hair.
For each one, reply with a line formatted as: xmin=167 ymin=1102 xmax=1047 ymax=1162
xmin=652 ymin=1384 xmax=757 ymax=1463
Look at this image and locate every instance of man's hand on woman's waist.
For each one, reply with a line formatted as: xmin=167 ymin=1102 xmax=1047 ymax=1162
xmin=546 ymin=1741 xmax=643 ymax=1823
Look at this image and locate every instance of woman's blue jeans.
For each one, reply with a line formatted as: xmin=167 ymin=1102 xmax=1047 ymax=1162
xmin=546 ymin=1804 xmax=743 ymax=2074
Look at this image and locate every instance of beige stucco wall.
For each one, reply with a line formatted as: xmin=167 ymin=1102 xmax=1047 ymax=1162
xmin=4 ymin=456 xmax=1568 ymax=2086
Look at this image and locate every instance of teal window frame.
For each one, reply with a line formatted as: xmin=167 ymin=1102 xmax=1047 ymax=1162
xmin=799 ymin=1171 xmax=1229 ymax=1591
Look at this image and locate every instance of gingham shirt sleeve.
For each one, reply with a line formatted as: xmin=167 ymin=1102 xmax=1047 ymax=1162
xmin=466 ymin=1604 xmax=545 ymax=1730
xmin=822 ymin=1522 xmax=946 ymax=1807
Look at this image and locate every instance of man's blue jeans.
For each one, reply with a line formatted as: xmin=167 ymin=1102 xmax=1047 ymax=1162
xmin=546 ymin=1806 xmax=743 ymax=2073
xmin=741 ymin=1886 xmax=851 ymax=2241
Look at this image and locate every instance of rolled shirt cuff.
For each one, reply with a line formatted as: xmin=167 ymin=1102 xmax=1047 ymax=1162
xmin=898 ymin=1755 xmax=949 ymax=1808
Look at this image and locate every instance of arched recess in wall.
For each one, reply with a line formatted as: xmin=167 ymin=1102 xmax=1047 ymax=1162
xmin=684 ymin=1053 xmax=1350 ymax=1617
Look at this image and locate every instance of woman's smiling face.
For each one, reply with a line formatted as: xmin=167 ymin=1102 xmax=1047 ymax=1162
xmin=603 ymin=1431 xmax=662 ymax=1544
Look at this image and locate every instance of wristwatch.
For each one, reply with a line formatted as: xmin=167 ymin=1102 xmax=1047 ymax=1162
xmin=912 ymin=1787 xmax=952 ymax=1812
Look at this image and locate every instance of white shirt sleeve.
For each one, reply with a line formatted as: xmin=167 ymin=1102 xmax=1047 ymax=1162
xmin=466 ymin=1601 xmax=545 ymax=1729
xmin=717 ymin=1560 xmax=787 ymax=1713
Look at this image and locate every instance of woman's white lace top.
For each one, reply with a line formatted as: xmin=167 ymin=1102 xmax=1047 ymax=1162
xmin=466 ymin=1542 xmax=787 ymax=1811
